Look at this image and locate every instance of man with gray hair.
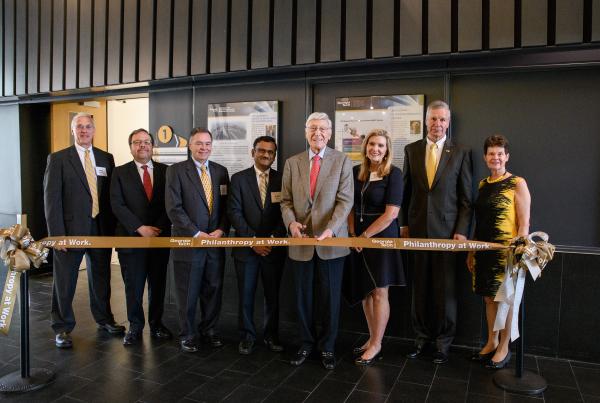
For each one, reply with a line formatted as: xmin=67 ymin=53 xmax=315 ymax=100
xmin=281 ymin=112 xmax=353 ymax=370
xmin=44 ymin=112 xmax=123 ymax=349
xmin=401 ymin=100 xmax=473 ymax=364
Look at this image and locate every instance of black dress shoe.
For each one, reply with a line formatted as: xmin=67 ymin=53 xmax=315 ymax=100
xmin=123 ymin=331 xmax=142 ymax=346
xmin=353 ymin=346 xmax=367 ymax=356
xmin=471 ymin=349 xmax=496 ymax=362
xmin=290 ymin=349 xmax=311 ymax=366
xmin=406 ymin=344 xmax=425 ymax=359
xmin=150 ymin=326 xmax=173 ymax=340
xmin=321 ymin=351 xmax=336 ymax=370
xmin=264 ymin=339 xmax=284 ymax=352
xmin=202 ymin=334 xmax=224 ymax=348
xmin=432 ymin=350 xmax=449 ymax=364
xmin=180 ymin=339 xmax=198 ymax=353
xmin=486 ymin=351 xmax=512 ymax=369
xmin=355 ymin=350 xmax=383 ymax=366
xmin=97 ymin=322 xmax=126 ymax=335
xmin=239 ymin=340 xmax=254 ymax=355
xmin=55 ymin=332 xmax=73 ymax=349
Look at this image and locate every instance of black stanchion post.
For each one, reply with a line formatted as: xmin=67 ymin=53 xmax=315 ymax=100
xmin=493 ymin=286 xmax=547 ymax=395
xmin=0 ymin=270 xmax=55 ymax=393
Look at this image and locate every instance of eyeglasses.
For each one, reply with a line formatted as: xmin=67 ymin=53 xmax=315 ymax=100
xmin=254 ymin=148 xmax=275 ymax=156
xmin=306 ymin=126 xmax=331 ymax=132
xmin=75 ymin=124 xmax=94 ymax=130
xmin=131 ymin=140 xmax=152 ymax=146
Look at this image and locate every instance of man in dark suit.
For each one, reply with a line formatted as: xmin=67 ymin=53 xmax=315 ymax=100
xmin=110 ymin=128 xmax=173 ymax=345
xmin=165 ymin=127 xmax=230 ymax=352
xmin=228 ymin=136 xmax=286 ymax=355
xmin=401 ymin=100 xmax=473 ymax=364
xmin=44 ymin=112 xmax=124 ymax=349
xmin=281 ymin=112 xmax=354 ymax=370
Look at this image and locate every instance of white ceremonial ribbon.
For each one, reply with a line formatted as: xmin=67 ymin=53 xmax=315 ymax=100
xmin=493 ymin=232 xmax=555 ymax=341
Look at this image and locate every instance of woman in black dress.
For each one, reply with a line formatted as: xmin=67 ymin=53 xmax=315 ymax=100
xmin=348 ymin=129 xmax=406 ymax=366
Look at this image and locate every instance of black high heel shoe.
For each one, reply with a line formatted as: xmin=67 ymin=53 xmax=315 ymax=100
xmin=353 ymin=346 xmax=367 ymax=356
xmin=471 ymin=349 xmax=496 ymax=362
xmin=355 ymin=350 xmax=383 ymax=366
xmin=486 ymin=350 xmax=512 ymax=369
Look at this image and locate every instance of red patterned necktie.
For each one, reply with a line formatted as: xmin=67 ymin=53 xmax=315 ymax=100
xmin=142 ymin=165 xmax=153 ymax=201
xmin=309 ymin=155 xmax=321 ymax=199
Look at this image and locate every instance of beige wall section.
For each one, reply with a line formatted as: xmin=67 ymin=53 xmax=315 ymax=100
xmin=107 ymin=98 xmax=150 ymax=167
xmin=51 ymin=101 xmax=108 ymax=152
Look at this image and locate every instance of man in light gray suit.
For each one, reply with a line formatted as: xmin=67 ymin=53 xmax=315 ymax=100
xmin=281 ymin=112 xmax=353 ymax=370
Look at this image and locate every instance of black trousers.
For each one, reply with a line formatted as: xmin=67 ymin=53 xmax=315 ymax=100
xmin=118 ymin=248 xmax=170 ymax=332
xmin=234 ymin=253 xmax=283 ymax=342
xmin=51 ymin=219 xmax=114 ymax=334
xmin=291 ymin=255 xmax=345 ymax=353
xmin=411 ymin=251 xmax=457 ymax=353
xmin=173 ymin=249 xmax=224 ymax=340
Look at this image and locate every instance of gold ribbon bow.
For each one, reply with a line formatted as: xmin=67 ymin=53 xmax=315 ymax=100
xmin=0 ymin=225 xmax=49 ymax=335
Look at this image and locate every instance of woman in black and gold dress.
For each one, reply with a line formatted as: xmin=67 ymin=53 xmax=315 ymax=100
xmin=467 ymin=135 xmax=531 ymax=369
xmin=347 ymin=129 xmax=405 ymax=366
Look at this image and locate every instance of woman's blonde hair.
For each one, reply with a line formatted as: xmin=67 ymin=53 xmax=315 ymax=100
xmin=358 ymin=129 xmax=393 ymax=182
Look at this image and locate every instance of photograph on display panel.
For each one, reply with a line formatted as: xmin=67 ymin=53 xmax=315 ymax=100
xmin=208 ymin=101 xmax=279 ymax=175
xmin=334 ymin=95 xmax=425 ymax=168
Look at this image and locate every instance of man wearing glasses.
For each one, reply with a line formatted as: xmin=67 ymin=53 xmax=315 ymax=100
xmin=228 ymin=136 xmax=286 ymax=355
xmin=44 ymin=112 xmax=123 ymax=349
xmin=110 ymin=129 xmax=172 ymax=345
xmin=281 ymin=112 xmax=353 ymax=369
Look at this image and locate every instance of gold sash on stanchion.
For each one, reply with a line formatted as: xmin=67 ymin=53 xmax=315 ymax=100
xmin=0 ymin=225 xmax=49 ymax=335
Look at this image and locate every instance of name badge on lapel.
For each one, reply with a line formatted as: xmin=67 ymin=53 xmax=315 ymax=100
xmin=96 ymin=167 xmax=108 ymax=177
xmin=271 ymin=192 xmax=282 ymax=203
xmin=220 ymin=185 xmax=228 ymax=195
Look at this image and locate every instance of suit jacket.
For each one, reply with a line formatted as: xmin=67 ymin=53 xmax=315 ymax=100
xmin=165 ymin=158 xmax=230 ymax=262
xmin=227 ymin=166 xmax=287 ymax=262
xmin=280 ymin=147 xmax=353 ymax=261
xmin=401 ymin=138 xmax=473 ymax=239
xmin=44 ymin=145 xmax=115 ymax=237
xmin=110 ymin=160 xmax=171 ymax=243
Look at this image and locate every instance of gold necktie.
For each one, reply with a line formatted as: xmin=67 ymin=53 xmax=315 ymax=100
xmin=426 ymin=143 xmax=438 ymax=188
xmin=259 ymin=172 xmax=268 ymax=207
xmin=200 ymin=165 xmax=213 ymax=213
xmin=84 ymin=149 xmax=100 ymax=218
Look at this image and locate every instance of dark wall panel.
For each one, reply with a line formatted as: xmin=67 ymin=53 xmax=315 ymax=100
xmin=39 ymin=0 xmax=52 ymax=93
xmin=155 ymin=0 xmax=172 ymax=79
xmin=15 ymin=0 xmax=27 ymax=95
xmin=320 ymin=0 xmax=341 ymax=62
xmin=122 ymin=0 xmax=138 ymax=83
xmin=594 ymin=0 xmax=600 ymax=42
xmin=210 ymin=0 xmax=229 ymax=73
xmin=345 ymin=0 xmax=367 ymax=60
xmin=65 ymin=0 xmax=78 ymax=89
xmin=27 ymin=0 xmax=39 ymax=93
xmin=52 ymin=0 xmax=65 ymax=91
xmin=296 ymin=0 xmax=317 ymax=64
xmin=79 ymin=0 xmax=93 ymax=88
xmin=451 ymin=69 xmax=600 ymax=247
xmin=489 ymin=0 xmax=514 ymax=49
xmin=173 ymin=0 xmax=191 ymax=77
xmin=4 ymin=0 xmax=15 ymax=96
xmin=555 ymin=0 xmax=584 ymax=44
xmin=149 ymin=88 xmax=194 ymax=141
xmin=139 ymin=0 xmax=154 ymax=81
xmin=521 ymin=0 xmax=547 ymax=47
xmin=273 ymin=0 xmax=293 ymax=66
xmin=190 ymin=0 xmax=209 ymax=75
xmin=250 ymin=0 xmax=269 ymax=69
xmin=92 ymin=0 xmax=107 ymax=87
xmin=400 ymin=0 xmax=422 ymax=55
xmin=372 ymin=0 xmax=395 ymax=58
xmin=428 ymin=0 xmax=451 ymax=54
xmin=458 ymin=0 xmax=482 ymax=51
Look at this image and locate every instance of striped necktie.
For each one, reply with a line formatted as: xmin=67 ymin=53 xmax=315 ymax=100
xmin=84 ymin=149 xmax=99 ymax=218
xmin=200 ymin=165 xmax=213 ymax=213
xmin=259 ymin=172 xmax=268 ymax=207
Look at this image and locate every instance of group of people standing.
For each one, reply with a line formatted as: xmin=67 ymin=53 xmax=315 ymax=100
xmin=43 ymin=99 xmax=530 ymax=372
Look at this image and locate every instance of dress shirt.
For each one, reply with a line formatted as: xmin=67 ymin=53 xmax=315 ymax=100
xmin=426 ymin=135 xmax=446 ymax=171
xmin=74 ymin=142 xmax=97 ymax=170
xmin=134 ymin=159 xmax=154 ymax=185
xmin=254 ymin=165 xmax=269 ymax=188
xmin=308 ymin=147 xmax=327 ymax=170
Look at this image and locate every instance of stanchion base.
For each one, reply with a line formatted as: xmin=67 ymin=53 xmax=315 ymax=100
xmin=493 ymin=369 xmax=547 ymax=395
xmin=0 ymin=368 xmax=55 ymax=393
